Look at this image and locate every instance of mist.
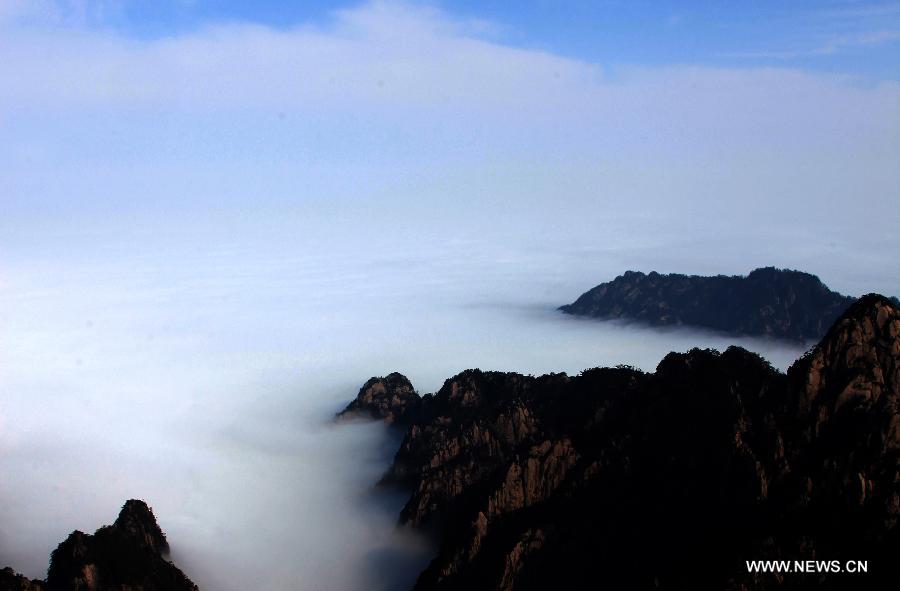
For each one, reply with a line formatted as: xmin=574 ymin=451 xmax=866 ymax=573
xmin=1 ymin=218 xmax=825 ymax=589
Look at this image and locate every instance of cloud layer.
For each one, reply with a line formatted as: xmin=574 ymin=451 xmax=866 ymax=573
xmin=2 ymin=2 xmax=898 ymax=298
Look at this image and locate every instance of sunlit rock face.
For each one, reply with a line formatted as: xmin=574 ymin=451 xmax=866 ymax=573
xmin=1 ymin=501 xmax=197 ymax=591
xmin=560 ymin=267 xmax=867 ymax=341
xmin=337 ymin=372 xmax=423 ymax=426
xmin=784 ymin=294 xmax=900 ymax=536
xmin=362 ymin=294 xmax=898 ymax=590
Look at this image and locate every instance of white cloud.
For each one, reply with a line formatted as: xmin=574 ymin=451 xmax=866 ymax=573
xmin=0 ymin=0 xmax=898 ymax=273
xmin=0 ymin=1 xmax=595 ymax=113
xmin=0 ymin=0 xmax=59 ymax=23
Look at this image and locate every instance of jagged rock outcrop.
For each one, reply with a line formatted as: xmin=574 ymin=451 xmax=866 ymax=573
xmin=337 ymin=372 xmax=422 ymax=425
xmin=362 ymin=294 xmax=899 ymax=590
xmin=2 ymin=500 xmax=197 ymax=591
xmin=559 ymin=267 xmax=868 ymax=340
xmin=383 ymin=372 xmax=561 ymax=527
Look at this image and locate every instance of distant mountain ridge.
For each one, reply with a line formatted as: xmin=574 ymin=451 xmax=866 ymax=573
xmin=346 ymin=293 xmax=900 ymax=590
xmin=559 ymin=267 xmax=875 ymax=341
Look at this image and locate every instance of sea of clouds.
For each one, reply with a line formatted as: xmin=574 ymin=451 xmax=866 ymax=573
xmin=0 ymin=226 xmax=834 ymax=590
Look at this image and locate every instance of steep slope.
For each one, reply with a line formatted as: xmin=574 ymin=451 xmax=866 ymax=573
xmin=358 ymin=294 xmax=898 ymax=590
xmin=559 ymin=267 xmax=860 ymax=340
xmin=1 ymin=500 xmax=197 ymax=591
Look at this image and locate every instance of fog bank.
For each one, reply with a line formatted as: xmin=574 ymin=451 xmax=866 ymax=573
xmin=0 ymin=226 xmax=818 ymax=589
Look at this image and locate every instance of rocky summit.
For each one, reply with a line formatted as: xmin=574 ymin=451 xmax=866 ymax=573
xmin=1 ymin=500 xmax=197 ymax=591
xmin=355 ymin=294 xmax=899 ymax=590
xmin=559 ymin=267 xmax=869 ymax=340
xmin=337 ymin=371 xmax=423 ymax=425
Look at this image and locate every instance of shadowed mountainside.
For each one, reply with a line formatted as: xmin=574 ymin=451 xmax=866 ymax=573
xmin=0 ymin=569 xmax=45 ymax=591
xmin=350 ymin=294 xmax=899 ymax=590
xmin=0 ymin=500 xmax=197 ymax=591
xmin=559 ymin=267 xmax=869 ymax=341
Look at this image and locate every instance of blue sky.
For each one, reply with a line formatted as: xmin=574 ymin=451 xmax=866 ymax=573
xmin=7 ymin=1 xmax=900 ymax=79
xmin=1 ymin=0 xmax=898 ymax=295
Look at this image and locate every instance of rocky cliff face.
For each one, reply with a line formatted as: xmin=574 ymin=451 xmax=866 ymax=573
xmin=337 ymin=372 xmax=422 ymax=425
xmin=362 ymin=294 xmax=899 ymax=590
xmin=560 ymin=267 xmax=865 ymax=340
xmin=1 ymin=500 xmax=197 ymax=591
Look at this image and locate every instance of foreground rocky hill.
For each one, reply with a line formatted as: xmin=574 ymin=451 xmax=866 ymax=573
xmin=346 ymin=294 xmax=899 ymax=590
xmin=0 ymin=500 xmax=197 ymax=591
xmin=559 ymin=267 xmax=866 ymax=340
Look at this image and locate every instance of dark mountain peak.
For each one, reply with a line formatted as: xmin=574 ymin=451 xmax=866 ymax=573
xmin=430 ymin=369 xmax=570 ymax=415
xmin=656 ymin=344 xmax=776 ymax=373
xmin=113 ymin=500 xmax=169 ymax=556
xmin=0 ymin=567 xmax=46 ymax=591
xmin=380 ymin=371 xmax=416 ymax=389
xmin=44 ymin=500 xmax=197 ymax=591
xmin=746 ymin=266 xmax=832 ymax=294
xmin=747 ymin=265 xmax=812 ymax=279
xmin=656 ymin=345 xmax=720 ymax=366
xmin=561 ymin=267 xmax=858 ymax=340
xmin=438 ymin=369 xmax=524 ymax=400
xmin=337 ymin=372 xmax=421 ymax=425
